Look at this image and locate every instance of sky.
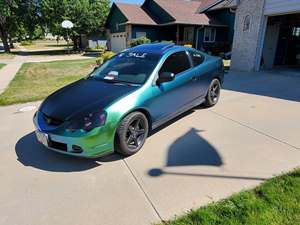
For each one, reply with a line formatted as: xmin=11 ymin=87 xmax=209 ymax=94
xmin=112 ymin=0 xmax=144 ymax=4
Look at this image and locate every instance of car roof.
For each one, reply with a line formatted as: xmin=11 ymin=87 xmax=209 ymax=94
xmin=126 ymin=43 xmax=188 ymax=55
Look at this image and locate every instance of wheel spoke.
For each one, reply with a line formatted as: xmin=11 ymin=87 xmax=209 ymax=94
xmin=128 ymin=126 xmax=135 ymax=134
xmin=213 ymin=85 xmax=218 ymax=92
xmin=134 ymin=119 xmax=141 ymax=130
xmin=132 ymin=137 xmax=138 ymax=147
xmin=136 ymin=129 xmax=145 ymax=136
xmin=127 ymin=135 xmax=133 ymax=144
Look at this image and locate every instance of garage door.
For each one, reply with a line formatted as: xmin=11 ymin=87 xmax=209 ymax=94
xmin=265 ymin=0 xmax=300 ymax=15
xmin=110 ymin=32 xmax=127 ymax=53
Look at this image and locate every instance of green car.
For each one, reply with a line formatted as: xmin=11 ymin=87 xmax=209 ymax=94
xmin=33 ymin=43 xmax=224 ymax=158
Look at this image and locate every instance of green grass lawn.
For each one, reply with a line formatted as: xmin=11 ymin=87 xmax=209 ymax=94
xmin=22 ymin=39 xmax=72 ymax=50
xmin=0 ymin=58 xmax=96 ymax=105
xmin=159 ymin=169 xmax=300 ymax=225
xmin=0 ymin=63 xmax=6 ymax=70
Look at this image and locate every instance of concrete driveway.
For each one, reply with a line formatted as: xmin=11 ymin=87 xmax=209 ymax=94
xmin=1 ymin=71 xmax=300 ymax=225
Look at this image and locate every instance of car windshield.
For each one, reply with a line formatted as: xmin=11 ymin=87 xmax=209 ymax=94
xmin=90 ymin=52 xmax=161 ymax=84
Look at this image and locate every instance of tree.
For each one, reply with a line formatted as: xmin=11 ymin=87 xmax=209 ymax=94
xmin=40 ymin=0 xmax=110 ymax=50
xmin=0 ymin=0 xmax=40 ymax=52
xmin=0 ymin=0 xmax=17 ymax=52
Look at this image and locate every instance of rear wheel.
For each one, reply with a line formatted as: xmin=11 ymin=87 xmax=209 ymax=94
xmin=116 ymin=112 xmax=149 ymax=156
xmin=204 ymin=79 xmax=221 ymax=107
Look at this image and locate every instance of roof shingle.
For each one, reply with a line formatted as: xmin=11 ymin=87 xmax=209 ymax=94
xmin=152 ymin=0 xmax=224 ymax=26
xmin=115 ymin=3 xmax=157 ymax=25
xmin=197 ymin=0 xmax=237 ymax=13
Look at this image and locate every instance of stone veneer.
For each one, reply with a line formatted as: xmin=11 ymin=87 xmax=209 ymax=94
xmin=231 ymin=0 xmax=266 ymax=71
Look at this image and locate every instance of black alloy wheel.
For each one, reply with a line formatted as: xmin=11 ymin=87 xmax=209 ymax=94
xmin=116 ymin=112 xmax=149 ymax=156
xmin=204 ymin=79 xmax=221 ymax=107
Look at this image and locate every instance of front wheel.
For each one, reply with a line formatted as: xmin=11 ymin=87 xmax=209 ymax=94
xmin=116 ymin=112 xmax=149 ymax=156
xmin=204 ymin=79 xmax=221 ymax=107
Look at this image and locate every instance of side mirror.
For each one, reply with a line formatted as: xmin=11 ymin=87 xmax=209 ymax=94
xmin=156 ymin=72 xmax=175 ymax=85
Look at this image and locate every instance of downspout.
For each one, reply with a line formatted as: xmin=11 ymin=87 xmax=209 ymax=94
xmin=195 ymin=25 xmax=204 ymax=50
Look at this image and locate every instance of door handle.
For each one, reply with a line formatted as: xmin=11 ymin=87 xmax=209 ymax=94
xmin=191 ymin=76 xmax=198 ymax=81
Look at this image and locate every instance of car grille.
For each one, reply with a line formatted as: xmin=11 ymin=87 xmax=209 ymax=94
xmin=43 ymin=113 xmax=64 ymax=126
xmin=48 ymin=139 xmax=67 ymax=151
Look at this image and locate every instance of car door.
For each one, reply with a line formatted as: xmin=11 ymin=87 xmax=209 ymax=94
xmin=147 ymin=51 xmax=198 ymax=127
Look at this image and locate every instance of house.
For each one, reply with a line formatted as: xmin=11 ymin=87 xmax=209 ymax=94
xmin=105 ymin=0 xmax=236 ymax=53
xmin=204 ymin=0 xmax=300 ymax=71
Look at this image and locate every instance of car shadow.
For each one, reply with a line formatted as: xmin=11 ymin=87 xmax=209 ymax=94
xmin=15 ymin=132 xmax=101 ymax=172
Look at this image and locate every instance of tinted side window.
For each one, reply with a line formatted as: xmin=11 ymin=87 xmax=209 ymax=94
xmin=159 ymin=51 xmax=191 ymax=75
xmin=189 ymin=51 xmax=204 ymax=67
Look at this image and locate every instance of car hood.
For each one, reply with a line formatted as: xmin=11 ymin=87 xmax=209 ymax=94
xmin=39 ymin=78 xmax=140 ymax=121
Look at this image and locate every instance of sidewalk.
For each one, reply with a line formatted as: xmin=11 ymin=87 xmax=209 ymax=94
xmin=0 ymin=63 xmax=22 ymax=94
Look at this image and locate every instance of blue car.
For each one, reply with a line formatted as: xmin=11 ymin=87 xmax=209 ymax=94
xmin=34 ymin=43 xmax=224 ymax=157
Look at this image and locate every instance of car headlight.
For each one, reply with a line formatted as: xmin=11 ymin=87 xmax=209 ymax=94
xmin=66 ymin=111 xmax=107 ymax=133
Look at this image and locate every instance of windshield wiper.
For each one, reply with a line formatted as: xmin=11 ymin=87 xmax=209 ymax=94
xmin=102 ymin=79 xmax=140 ymax=87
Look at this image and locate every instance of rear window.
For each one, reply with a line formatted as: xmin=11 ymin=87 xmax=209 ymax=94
xmin=189 ymin=51 xmax=205 ymax=67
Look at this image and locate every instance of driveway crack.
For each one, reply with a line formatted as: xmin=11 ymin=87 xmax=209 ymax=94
xmin=122 ymin=158 xmax=163 ymax=221
xmin=210 ymin=110 xmax=300 ymax=151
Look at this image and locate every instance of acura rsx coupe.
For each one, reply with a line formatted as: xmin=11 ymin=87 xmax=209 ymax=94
xmin=33 ymin=43 xmax=224 ymax=158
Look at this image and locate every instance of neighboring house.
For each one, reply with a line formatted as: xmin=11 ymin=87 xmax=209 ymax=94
xmin=206 ymin=0 xmax=300 ymax=71
xmin=80 ymin=34 xmax=107 ymax=49
xmin=105 ymin=0 xmax=236 ymax=53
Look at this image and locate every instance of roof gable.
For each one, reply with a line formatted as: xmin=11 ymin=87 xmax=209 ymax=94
xmin=114 ymin=2 xmax=157 ymax=25
xmin=106 ymin=0 xmax=227 ymax=28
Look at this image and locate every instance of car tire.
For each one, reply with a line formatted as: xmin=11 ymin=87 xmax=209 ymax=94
xmin=204 ymin=78 xmax=221 ymax=107
xmin=116 ymin=112 xmax=149 ymax=156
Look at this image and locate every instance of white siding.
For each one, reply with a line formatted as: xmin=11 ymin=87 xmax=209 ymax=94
xmin=264 ymin=0 xmax=300 ymax=15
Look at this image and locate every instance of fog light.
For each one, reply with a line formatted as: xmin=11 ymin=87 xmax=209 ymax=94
xmin=72 ymin=145 xmax=83 ymax=153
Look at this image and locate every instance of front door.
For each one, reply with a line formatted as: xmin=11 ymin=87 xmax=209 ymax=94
xmin=183 ymin=27 xmax=194 ymax=44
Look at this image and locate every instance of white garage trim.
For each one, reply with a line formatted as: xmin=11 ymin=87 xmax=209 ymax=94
xmin=255 ymin=16 xmax=268 ymax=71
xmin=110 ymin=32 xmax=127 ymax=53
xmin=265 ymin=0 xmax=300 ymax=16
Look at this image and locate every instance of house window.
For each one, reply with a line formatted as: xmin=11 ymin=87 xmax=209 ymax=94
xmin=243 ymin=15 xmax=251 ymax=32
xmin=115 ymin=23 xmax=119 ymax=31
xmin=184 ymin=27 xmax=194 ymax=42
xmin=136 ymin=32 xmax=147 ymax=38
xmin=203 ymin=27 xmax=216 ymax=43
xmin=292 ymin=27 xmax=300 ymax=37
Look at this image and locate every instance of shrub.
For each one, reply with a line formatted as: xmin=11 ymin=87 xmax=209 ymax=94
xmin=95 ymin=51 xmax=115 ymax=65
xmin=85 ymin=45 xmax=105 ymax=53
xmin=102 ymin=51 xmax=115 ymax=62
xmin=130 ymin=36 xmax=151 ymax=47
xmin=20 ymin=40 xmax=32 ymax=46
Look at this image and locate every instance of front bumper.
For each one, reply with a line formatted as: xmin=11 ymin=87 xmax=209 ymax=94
xmin=33 ymin=112 xmax=114 ymax=158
